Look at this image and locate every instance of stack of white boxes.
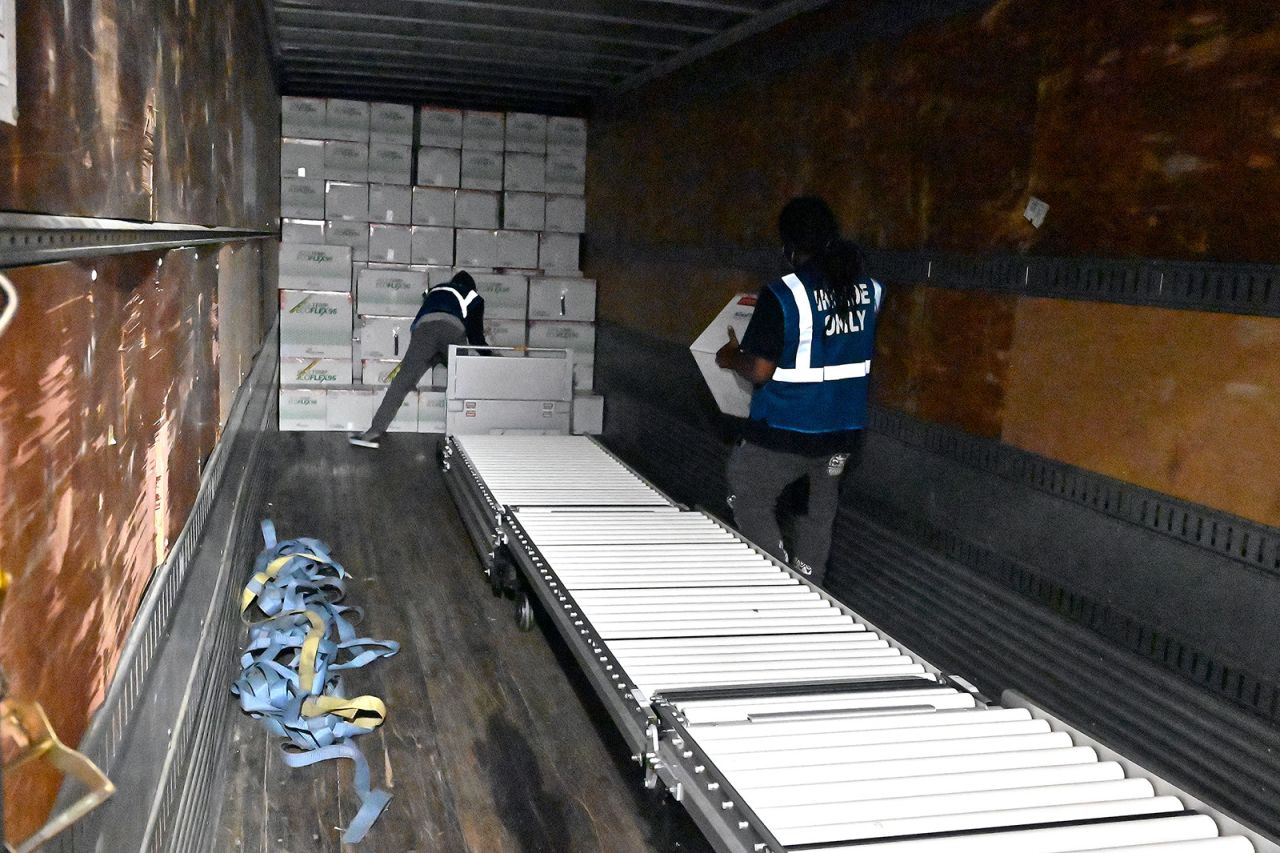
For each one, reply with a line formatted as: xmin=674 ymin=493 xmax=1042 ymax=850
xmin=278 ymin=97 xmax=602 ymax=435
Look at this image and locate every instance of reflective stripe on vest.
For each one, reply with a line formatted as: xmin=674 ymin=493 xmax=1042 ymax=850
xmin=434 ymin=286 xmax=478 ymax=318
xmin=771 ymin=273 xmax=872 ymax=384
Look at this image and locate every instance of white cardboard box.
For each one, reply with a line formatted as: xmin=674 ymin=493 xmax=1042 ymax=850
xmin=281 ymin=218 xmax=325 ymax=244
xmin=690 ymin=293 xmax=757 ymax=417
xmin=357 ymin=267 xmax=427 ymax=316
xmin=496 ymin=230 xmax=539 ymax=269
xmin=281 ymin=97 xmax=326 ymax=139
xmin=454 ymin=190 xmax=500 ymax=229
xmin=357 ymin=315 xmax=414 ymax=359
xmin=280 ymin=358 xmax=353 ymax=387
xmin=411 ymin=226 xmax=455 ymax=266
xmin=360 ymin=359 xmax=433 ymax=390
xmin=418 ymin=390 xmax=447 ymax=432
xmin=325 ymin=181 xmax=370 ymax=221
xmin=370 ymin=102 xmax=414 ymax=145
xmin=412 ymin=187 xmax=455 ymax=227
xmin=368 ymin=184 xmax=412 ymax=224
xmin=369 ymin=224 xmax=412 ymax=264
xmin=505 ymin=112 xmax=547 ymax=153
xmin=462 ymin=110 xmax=505 ymax=151
xmin=460 ymin=150 xmax=504 ymax=191
xmin=572 ymin=392 xmax=604 ymax=435
xmin=574 ymin=358 xmax=595 ymax=392
xmin=472 ymin=273 xmax=528 ymax=320
xmin=279 ymin=388 xmax=328 ymax=431
xmin=325 ymin=99 xmax=370 ymax=142
xmin=528 ymin=320 xmax=595 ymax=362
xmin=539 ymin=232 xmax=580 ymax=272
xmin=528 ymin=277 xmax=595 ymax=321
xmin=455 ymin=229 xmax=498 ymax=267
xmin=281 ymin=178 xmax=325 ymax=218
xmin=282 ymin=138 xmax=326 ymax=179
xmin=324 ymin=141 xmax=368 ymax=182
xmin=504 ymin=153 xmax=545 ymax=192
xmin=326 ymin=388 xmax=375 ymax=431
xmin=278 ymin=243 xmax=353 ymax=292
xmin=280 ymin=290 xmax=354 ymax=358
xmin=547 ymin=117 xmax=588 ymax=156
xmin=545 ymin=154 xmax=586 ymax=195
xmin=369 ymin=143 xmax=413 ymax=184
xmin=417 ymin=147 xmax=461 ymax=188
xmin=483 ymin=317 xmax=527 ymax=347
xmin=420 ymin=106 xmax=463 ymax=148
xmin=544 ymin=195 xmax=586 ymax=233
xmin=503 ymin=192 xmax=545 ymax=231
xmin=324 ymin=220 xmax=369 ymax=262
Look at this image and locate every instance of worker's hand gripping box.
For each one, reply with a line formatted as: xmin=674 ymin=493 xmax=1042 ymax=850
xmin=690 ymin=293 xmax=757 ymax=418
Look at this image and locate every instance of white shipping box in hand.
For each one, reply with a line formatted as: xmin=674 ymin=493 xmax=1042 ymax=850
xmin=689 ymin=293 xmax=757 ymax=418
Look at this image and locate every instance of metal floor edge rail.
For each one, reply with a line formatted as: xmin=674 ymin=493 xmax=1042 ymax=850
xmin=442 ymin=434 xmax=1277 ymax=853
xmin=49 ymin=328 xmax=278 ymax=853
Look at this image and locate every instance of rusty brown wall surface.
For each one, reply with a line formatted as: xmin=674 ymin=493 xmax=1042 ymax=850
xmin=0 ymin=0 xmax=279 ymax=226
xmin=586 ymin=0 xmax=1280 ymax=524
xmin=1004 ymin=299 xmax=1280 ymax=526
xmin=0 ymin=247 xmax=236 ymax=840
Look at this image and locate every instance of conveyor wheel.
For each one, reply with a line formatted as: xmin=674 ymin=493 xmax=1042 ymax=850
xmin=515 ymin=593 xmax=534 ymax=632
xmin=490 ymin=550 xmax=518 ymax=597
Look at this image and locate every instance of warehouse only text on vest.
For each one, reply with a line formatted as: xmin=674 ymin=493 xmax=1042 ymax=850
xmin=813 ymin=283 xmax=874 ymax=337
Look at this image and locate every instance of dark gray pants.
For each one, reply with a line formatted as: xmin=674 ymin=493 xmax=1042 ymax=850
xmin=368 ymin=316 xmax=466 ymax=435
xmin=726 ymin=440 xmax=853 ymax=585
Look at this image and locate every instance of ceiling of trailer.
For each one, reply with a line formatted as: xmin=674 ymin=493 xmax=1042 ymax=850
xmin=268 ymin=0 xmax=832 ymax=115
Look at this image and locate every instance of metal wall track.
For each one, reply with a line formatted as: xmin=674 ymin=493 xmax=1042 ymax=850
xmin=865 ymin=406 xmax=1280 ymax=578
xmin=588 ymin=239 xmax=1280 ymax=317
xmin=0 ymin=212 xmax=274 ymax=268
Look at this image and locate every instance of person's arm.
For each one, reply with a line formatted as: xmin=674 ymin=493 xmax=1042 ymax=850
xmin=715 ymin=287 xmax=781 ymax=385
xmin=715 ymin=329 xmax=776 ymax=384
xmin=465 ymin=297 xmax=495 ymax=356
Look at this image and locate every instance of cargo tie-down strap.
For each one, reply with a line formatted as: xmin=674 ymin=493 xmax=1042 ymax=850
xmin=232 ymin=520 xmax=400 ymax=843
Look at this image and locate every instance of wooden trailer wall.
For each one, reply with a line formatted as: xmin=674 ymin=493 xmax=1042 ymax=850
xmin=0 ymin=0 xmax=279 ymax=839
xmin=588 ymin=0 xmax=1280 ymax=527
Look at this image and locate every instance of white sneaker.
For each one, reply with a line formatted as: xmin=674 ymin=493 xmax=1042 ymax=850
xmin=348 ymin=431 xmax=381 ymax=449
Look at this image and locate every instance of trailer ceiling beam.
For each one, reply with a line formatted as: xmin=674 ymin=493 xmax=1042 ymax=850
xmin=270 ymin=0 xmax=839 ymax=108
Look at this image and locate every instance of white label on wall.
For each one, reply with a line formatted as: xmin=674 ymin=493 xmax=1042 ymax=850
xmin=1024 ymin=196 xmax=1049 ymax=229
xmin=0 ymin=0 xmax=16 ymax=125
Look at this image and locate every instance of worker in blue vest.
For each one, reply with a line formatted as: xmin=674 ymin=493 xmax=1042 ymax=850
xmin=714 ymin=197 xmax=881 ymax=586
xmin=349 ymin=270 xmax=490 ymax=448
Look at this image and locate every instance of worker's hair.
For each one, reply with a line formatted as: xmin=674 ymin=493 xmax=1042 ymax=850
xmin=451 ymin=270 xmax=476 ymax=289
xmin=778 ymin=196 xmax=865 ymax=320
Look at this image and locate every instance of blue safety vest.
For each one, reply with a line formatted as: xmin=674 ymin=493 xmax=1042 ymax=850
xmin=748 ymin=270 xmax=882 ymax=433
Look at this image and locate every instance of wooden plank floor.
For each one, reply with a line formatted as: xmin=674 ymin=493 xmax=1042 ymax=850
xmin=216 ymin=431 xmax=712 ymax=853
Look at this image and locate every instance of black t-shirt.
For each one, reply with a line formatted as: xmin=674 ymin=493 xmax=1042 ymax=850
xmin=736 ymin=271 xmax=865 ymax=457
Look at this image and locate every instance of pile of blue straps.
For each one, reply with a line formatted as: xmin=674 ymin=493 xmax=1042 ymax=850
xmin=232 ymin=520 xmax=400 ymax=843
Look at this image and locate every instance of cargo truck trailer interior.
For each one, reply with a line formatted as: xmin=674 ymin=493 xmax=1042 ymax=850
xmin=2 ymin=2 xmax=1279 ymax=852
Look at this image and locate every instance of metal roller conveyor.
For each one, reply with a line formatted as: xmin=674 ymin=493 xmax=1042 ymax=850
xmin=444 ymin=434 xmax=1273 ymax=853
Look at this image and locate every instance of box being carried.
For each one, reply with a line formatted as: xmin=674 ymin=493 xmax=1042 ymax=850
xmin=690 ymin=293 xmax=757 ymax=418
